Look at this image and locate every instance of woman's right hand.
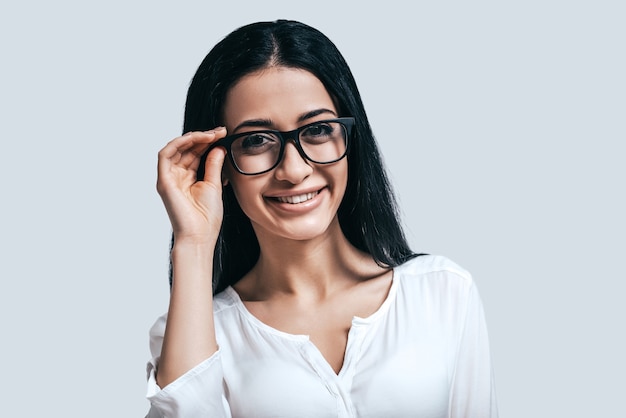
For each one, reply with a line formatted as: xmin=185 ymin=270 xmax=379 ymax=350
xmin=156 ymin=127 xmax=228 ymax=244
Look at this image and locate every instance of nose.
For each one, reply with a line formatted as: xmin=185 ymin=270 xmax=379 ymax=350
xmin=273 ymin=141 xmax=313 ymax=184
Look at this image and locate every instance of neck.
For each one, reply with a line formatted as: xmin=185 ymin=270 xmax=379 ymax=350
xmin=239 ymin=218 xmax=377 ymax=301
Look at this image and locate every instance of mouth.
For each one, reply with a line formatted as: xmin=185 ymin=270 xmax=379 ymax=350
xmin=271 ymin=189 xmax=322 ymax=204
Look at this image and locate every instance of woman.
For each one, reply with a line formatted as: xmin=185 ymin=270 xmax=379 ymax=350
xmin=147 ymin=20 xmax=497 ymax=417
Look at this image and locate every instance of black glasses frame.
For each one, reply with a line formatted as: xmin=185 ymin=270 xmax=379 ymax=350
xmin=211 ymin=117 xmax=355 ymax=175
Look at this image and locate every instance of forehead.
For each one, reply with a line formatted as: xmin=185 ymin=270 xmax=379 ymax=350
xmin=222 ymin=67 xmax=336 ymax=128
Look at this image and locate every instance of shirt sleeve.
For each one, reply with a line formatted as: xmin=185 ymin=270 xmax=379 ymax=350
xmin=145 ymin=314 xmax=231 ymax=418
xmin=448 ymin=282 xmax=499 ymax=418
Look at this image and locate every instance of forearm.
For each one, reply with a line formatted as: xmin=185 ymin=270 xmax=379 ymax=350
xmin=156 ymin=239 xmax=218 ymax=388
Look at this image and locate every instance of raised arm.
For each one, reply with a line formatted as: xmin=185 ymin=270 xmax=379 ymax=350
xmin=155 ymin=127 xmax=227 ymax=388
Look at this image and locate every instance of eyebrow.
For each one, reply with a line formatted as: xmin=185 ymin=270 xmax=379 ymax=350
xmin=232 ymin=108 xmax=337 ymax=132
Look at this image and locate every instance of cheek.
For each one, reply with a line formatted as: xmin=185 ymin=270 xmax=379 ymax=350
xmin=334 ymin=162 xmax=349 ymax=191
xmin=327 ymin=162 xmax=349 ymax=206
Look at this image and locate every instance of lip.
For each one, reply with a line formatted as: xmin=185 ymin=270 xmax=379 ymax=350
xmin=265 ymin=186 xmax=326 ymax=199
xmin=264 ymin=187 xmax=327 ymax=213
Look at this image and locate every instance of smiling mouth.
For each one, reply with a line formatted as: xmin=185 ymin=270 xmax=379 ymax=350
xmin=273 ymin=190 xmax=320 ymax=204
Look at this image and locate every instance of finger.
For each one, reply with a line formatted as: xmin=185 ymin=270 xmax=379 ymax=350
xmin=158 ymin=127 xmax=226 ymax=161
xmin=202 ymin=146 xmax=227 ymax=184
xmin=177 ymin=128 xmax=228 ymax=170
xmin=157 ymin=128 xmax=227 ymax=178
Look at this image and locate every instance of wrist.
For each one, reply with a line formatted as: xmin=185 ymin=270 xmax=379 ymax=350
xmin=171 ymin=237 xmax=217 ymax=258
xmin=172 ymin=233 xmax=218 ymax=248
xmin=170 ymin=239 xmax=215 ymax=284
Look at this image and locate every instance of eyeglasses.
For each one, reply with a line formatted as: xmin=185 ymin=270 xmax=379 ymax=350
xmin=212 ymin=117 xmax=355 ymax=175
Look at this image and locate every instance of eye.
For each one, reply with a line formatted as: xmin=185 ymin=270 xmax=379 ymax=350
xmin=300 ymin=122 xmax=342 ymax=146
xmin=234 ymin=132 xmax=279 ymax=155
xmin=301 ymin=122 xmax=335 ymax=140
xmin=302 ymin=123 xmax=333 ymax=137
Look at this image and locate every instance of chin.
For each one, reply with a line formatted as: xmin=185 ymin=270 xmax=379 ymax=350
xmin=254 ymin=215 xmax=340 ymax=243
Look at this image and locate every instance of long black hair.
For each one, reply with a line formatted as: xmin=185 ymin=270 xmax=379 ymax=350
xmin=170 ymin=20 xmax=418 ymax=293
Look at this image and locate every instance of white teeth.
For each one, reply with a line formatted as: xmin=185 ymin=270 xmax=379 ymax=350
xmin=277 ymin=191 xmax=318 ymax=204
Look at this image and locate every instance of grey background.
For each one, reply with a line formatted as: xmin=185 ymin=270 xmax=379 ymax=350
xmin=1 ymin=1 xmax=624 ymax=417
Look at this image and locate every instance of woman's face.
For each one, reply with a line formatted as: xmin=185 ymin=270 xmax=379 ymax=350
xmin=222 ymin=67 xmax=348 ymax=242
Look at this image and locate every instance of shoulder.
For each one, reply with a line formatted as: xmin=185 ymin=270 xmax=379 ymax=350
xmin=212 ymin=288 xmax=245 ymax=334
xmin=395 ymin=254 xmax=472 ymax=282
xmin=213 ymin=287 xmax=239 ymax=312
xmin=148 ymin=288 xmax=241 ymax=354
xmin=391 ymin=255 xmax=483 ymax=329
xmin=393 ymin=254 xmax=476 ymax=298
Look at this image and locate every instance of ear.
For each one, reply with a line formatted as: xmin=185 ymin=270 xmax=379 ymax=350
xmin=221 ymin=169 xmax=230 ymax=187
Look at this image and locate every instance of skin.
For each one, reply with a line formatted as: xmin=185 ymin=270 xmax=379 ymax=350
xmin=155 ymin=66 xmax=392 ymax=387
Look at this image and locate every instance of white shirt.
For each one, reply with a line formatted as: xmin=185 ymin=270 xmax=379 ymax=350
xmin=146 ymin=255 xmax=498 ymax=417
